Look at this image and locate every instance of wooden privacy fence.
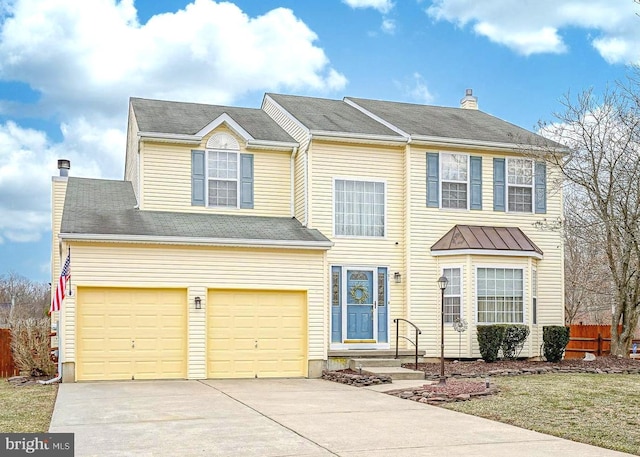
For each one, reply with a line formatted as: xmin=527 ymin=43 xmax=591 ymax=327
xmin=0 ymin=328 xmax=18 ymax=377
xmin=566 ymin=324 xmax=640 ymax=359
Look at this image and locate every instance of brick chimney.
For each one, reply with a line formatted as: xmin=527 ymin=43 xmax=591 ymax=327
xmin=460 ymin=89 xmax=478 ymax=110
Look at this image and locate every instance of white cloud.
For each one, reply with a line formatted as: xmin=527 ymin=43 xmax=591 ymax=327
xmin=427 ymin=0 xmax=640 ymax=62
xmin=381 ymin=18 xmax=396 ymax=35
xmin=0 ymin=121 xmax=113 ymax=243
xmin=343 ymin=0 xmax=394 ymax=14
xmin=0 ymin=0 xmax=346 ymax=244
xmin=395 ymin=72 xmax=434 ymax=104
xmin=0 ymin=0 xmax=346 ymax=119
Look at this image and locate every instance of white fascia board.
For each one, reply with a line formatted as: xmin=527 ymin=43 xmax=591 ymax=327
xmin=410 ymin=135 xmax=567 ymax=154
xmin=430 ymin=249 xmax=543 ymax=260
xmin=195 ymin=113 xmax=255 ymax=141
xmin=343 ymin=98 xmax=410 ymax=138
xmin=137 ymin=132 xmax=201 ymax=144
xmin=310 ymin=130 xmax=407 ymax=145
xmin=59 ymin=233 xmax=333 ymax=250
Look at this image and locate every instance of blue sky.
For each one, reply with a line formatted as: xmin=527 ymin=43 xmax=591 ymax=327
xmin=0 ymin=0 xmax=638 ymax=283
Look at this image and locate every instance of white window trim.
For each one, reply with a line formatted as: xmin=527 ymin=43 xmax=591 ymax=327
xmin=332 ymin=176 xmax=387 ymax=239
xmin=206 ymin=148 xmax=240 ymax=209
xmin=440 ymin=153 xmax=470 ymax=210
xmin=474 ymin=265 xmax=527 ymax=325
xmin=506 ymin=157 xmax=534 ymax=214
xmin=441 ymin=265 xmax=464 ymax=325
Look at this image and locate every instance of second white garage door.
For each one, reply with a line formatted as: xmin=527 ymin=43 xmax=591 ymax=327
xmin=207 ymin=290 xmax=307 ymax=378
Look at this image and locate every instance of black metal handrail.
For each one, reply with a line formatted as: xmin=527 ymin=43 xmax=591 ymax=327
xmin=393 ymin=318 xmax=422 ymax=370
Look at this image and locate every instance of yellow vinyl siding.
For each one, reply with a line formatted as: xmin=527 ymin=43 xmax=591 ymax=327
xmin=262 ymin=96 xmax=310 ymax=222
xmin=50 ymin=177 xmax=67 ymax=314
xmin=409 ymin=147 xmax=563 ymax=358
xmin=309 ymin=140 xmax=406 ymax=346
xmin=139 ymin=126 xmax=291 ymax=216
xmin=60 ymin=243 xmax=325 ymax=380
xmin=124 ymin=104 xmax=139 ymax=201
xmin=207 ymin=289 xmax=307 ymax=378
xmin=76 ymin=287 xmax=187 ymax=381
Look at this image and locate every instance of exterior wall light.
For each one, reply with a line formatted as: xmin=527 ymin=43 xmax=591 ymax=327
xmin=195 ymin=296 xmax=202 ymax=310
xmin=394 ymin=272 xmax=402 ymax=283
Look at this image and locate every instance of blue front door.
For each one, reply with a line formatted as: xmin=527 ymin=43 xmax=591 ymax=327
xmin=346 ymin=269 xmax=375 ymax=340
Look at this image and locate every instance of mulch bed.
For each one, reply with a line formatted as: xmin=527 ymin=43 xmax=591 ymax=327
xmin=323 ymin=357 xmax=640 ymax=405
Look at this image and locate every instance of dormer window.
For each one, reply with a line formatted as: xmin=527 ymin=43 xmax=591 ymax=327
xmin=192 ymin=133 xmax=254 ymax=209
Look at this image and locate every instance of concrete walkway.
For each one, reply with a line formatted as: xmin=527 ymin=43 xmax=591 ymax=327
xmin=49 ymin=378 xmax=633 ymax=456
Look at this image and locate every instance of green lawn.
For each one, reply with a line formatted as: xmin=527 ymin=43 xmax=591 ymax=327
xmin=0 ymin=380 xmax=58 ymax=432
xmin=444 ymin=374 xmax=640 ymax=455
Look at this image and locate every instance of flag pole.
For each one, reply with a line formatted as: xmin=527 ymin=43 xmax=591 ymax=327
xmin=41 ymin=245 xmax=69 ymax=384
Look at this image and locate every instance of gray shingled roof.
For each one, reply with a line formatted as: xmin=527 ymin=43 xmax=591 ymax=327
xmin=267 ymin=93 xmax=401 ymax=137
xmin=60 ymin=178 xmax=331 ymax=246
xmin=131 ymin=97 xmax=296 ymax=144
xmin=346 ymin=97 xmax=557 ymax=147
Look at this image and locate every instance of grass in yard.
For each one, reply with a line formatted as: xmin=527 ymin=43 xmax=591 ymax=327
xmin=444 ymin=374 xmax=640 ymax=455
xmin=0 ymin=379 xmax=58 ymax=432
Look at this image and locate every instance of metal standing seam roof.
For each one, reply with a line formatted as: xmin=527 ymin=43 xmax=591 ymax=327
xmin=345 ymin=96 xmax=561 ymax=148
xmin=60 ymin=178 xmax=331 ymax=247
xmin=266 ymin=93 xmax=402 ymax=137
xmin=431 ymin=225 xmax=543 ymax=256
xmin=130 ymin=97 xmax=297 ymax=144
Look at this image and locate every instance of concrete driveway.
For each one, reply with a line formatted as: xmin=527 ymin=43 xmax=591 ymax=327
xmin=49 ymin=379 xmax=633 ymax=457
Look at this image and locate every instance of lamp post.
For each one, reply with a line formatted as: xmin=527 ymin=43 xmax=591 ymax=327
xmin=437 ymin=275 xmax=449 ymax=385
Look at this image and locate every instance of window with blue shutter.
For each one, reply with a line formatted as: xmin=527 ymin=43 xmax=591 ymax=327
xmin=191 ymin=150 xmax=205 ymax=206
xmin=493 ymin=158 xmax=506 ymax=211
xmin=240 ymin=153 xmax=254 ymax=209
xmin=426 ymin=152 xmax=439 ymax=207
xmin=535 ymin=162 xmax=546 ymax=214
xmin=470 ymin=156 xmax=482 ymax=210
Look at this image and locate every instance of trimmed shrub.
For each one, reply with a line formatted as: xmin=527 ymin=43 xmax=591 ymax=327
xmin=501 ymin=324 xmax=530 ymax=360
xmin=477 ymin=325 xmax=506 ymax=362
xmin=543 ymin=326 xmax=570 ymax=362
xmin=10 ymin=318 xmax=56 ymax=376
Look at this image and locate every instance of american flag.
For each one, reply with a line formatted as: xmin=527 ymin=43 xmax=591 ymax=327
xmin=50 ymin=252 xmax=71 ymax=313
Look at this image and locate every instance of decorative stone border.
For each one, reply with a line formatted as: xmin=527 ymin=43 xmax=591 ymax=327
xmin=419 ymin=365 xmax=640 ymax=381
xmin=322 ymin=370 xmax=392 ymax=386
xmin=386 ymin=384 xmax=499 ymax=405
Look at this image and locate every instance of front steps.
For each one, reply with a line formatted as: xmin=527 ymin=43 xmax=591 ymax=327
xmin=348 ymin=358 xmax=425 ymax=381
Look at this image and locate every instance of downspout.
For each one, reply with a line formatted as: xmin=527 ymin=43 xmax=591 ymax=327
xmin=40 ymin=244 xmax=66 ymax=385
xmin=290 ymin=147 xmax=298 ymax=218
xmin=40 ymin=326 xmax=62 ymax=384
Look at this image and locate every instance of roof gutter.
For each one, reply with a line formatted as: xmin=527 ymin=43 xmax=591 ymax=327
xmin=409 ymin=134 xmax=568 ymax=154
xmin=59 ymin=233 xmax=333 ymax=250
xmin=430 ymin=248 xmax=543 ymax=260
xmin=310 ymin=130 xmax=406 ymax=145
xmin=137 ymin=132 xmax=298 ymax=151
xmin=137 ymin=132 xmax=201 ymax=144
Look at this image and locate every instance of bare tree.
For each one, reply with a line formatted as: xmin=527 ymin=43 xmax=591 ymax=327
xmin=563 ymin=191 xmax=613 ymax=324
xmin=539 ymin=76 xmax=640 ymax=356
xmin=0 ymin=272 xmax=49 ymax=324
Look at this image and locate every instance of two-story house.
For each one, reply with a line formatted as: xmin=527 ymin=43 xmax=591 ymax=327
xmin=50 ymin=90 xmax=564 ymax=382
